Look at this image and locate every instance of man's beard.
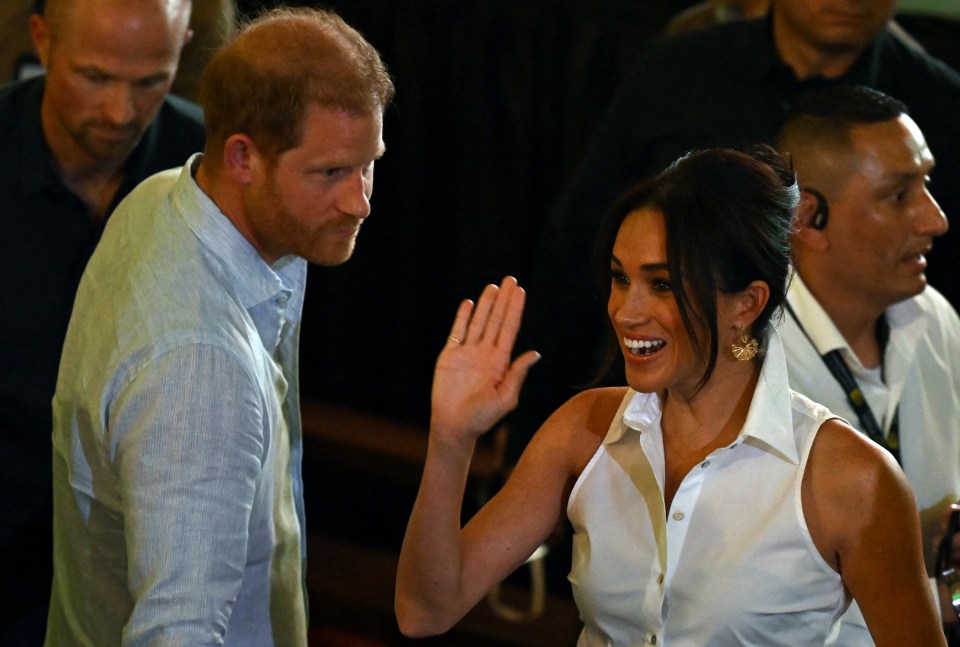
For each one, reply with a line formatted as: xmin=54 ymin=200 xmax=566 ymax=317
xmin=73 ymin=120 xmax=143 ymax=163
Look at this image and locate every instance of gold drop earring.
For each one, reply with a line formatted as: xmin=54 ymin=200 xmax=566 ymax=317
xmin=731 ymin=328 xmax=758 ymax=361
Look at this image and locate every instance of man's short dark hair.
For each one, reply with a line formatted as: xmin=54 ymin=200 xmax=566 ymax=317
xmin=776 ymin=85 xmax=909 ymax=151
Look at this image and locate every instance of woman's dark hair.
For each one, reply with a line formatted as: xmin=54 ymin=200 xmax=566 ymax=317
xmin=594 ymin=145 xmax=798 ymax=391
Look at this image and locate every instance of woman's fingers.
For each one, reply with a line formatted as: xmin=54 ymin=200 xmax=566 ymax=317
xmin=448 ymin=276 xmax=527 ymax=352
xmin=448 ymin=299 xmax=474 ymax=345
xmin=482 ymin=276 xmax=516 ymax=345
xmin=495 ymin=280 xmax=525 ymax=351
xmin=465 ymin=277 xmax=522 ymax=345
xmin=461 ymin=283 xmax=499 ymax=344
xmin=501 ymin=349 xmax=541 ymax=399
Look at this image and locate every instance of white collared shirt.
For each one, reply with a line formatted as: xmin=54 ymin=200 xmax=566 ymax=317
xmin=567 ymin=330 xmax=848 ymax=646
xmin=778 ymin=273 xmax=960 ymax=645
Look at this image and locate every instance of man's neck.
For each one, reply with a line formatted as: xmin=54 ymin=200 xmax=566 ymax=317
xmin=41 ymin=113 xmax=127 ymax=223
xmin=51 ymin=154 xmax=126 ymax=223
xmin=802 ymin=273 xmax=886 ymax=369
xmin=771 ymin=12 xmax=865 ymax=80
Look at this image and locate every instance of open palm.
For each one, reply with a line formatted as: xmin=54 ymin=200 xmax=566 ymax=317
xmin=430 ymin=277 xmax=540 ymax=441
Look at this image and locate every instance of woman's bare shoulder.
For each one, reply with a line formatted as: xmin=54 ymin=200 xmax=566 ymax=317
xmin=803 ymin=417 xmax=913 ymax=566
xmin=532 ymin=386 xmax=631 ymax=473
xmin=807 ymin=418 xmax=903 ymax=493
xmin=548 ymin=387 xmax=631 ymax=435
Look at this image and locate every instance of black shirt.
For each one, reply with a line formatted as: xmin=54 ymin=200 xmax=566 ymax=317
xmin=0 ymin=75 xmax=205 ymax=638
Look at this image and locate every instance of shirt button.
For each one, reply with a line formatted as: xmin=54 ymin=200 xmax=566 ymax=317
xmin=673 ymin=511 xmax=684 ymax=521
xmin=701 ymin=460 xmax=710 ymax=469
xmin=651 ymin=635 xmax=658 ymax=645
xmin=657 ymin=573 xmax=664 ymax=584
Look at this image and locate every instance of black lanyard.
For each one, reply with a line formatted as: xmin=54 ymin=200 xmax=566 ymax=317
xmin=785 ymin=303 xmax=901 ymax=464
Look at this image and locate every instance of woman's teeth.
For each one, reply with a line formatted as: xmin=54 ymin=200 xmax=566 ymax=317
xmin=624 ymin=338 xmax=665 ymax=356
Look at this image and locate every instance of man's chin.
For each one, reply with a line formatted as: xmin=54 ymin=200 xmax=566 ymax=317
xmin=78 ymin=133 xmax=142 ymax=164
xmin=302 ymin=241 xmax=357 ymax=267
xmin=896 ymin=275 xmax=929 ymax=303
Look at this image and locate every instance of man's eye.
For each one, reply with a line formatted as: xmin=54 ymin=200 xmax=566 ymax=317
xmin=136 ymin=78 xmax=167 ymax=90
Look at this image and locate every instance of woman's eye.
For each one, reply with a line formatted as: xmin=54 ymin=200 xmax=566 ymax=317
xmin=610 ymin=269 xmax=628 ymax=285
xmin=651 ymin=278 xmax=672 ymax=292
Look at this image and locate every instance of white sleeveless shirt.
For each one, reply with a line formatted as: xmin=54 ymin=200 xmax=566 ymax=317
xmin=567 ymin=331 xmax=850 ymax=646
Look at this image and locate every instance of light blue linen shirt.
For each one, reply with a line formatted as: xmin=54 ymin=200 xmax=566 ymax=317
xmin=46 ymin=155 xmax=309 ymax=647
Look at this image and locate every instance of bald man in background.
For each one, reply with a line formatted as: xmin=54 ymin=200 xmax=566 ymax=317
xmin=0 ymin=0 xmax=204 ymax=642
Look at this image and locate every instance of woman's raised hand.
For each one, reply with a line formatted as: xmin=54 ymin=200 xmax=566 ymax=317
xmin=430 ymin=276 xmax=540 ymax=442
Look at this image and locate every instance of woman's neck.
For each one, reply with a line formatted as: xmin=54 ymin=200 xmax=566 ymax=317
xmin=660 ymin=357 xmax=761 ymax=510
xmin=661 ymin=356 xmax=760 ymax=445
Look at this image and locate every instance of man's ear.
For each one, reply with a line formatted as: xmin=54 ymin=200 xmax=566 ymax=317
xmin=793 ymin=189 xmax=829 ymax=251
xmin=29 ymin=14 xmax=50 ymax=68
xmin=222 ymin=135 xmax=262 ymax=184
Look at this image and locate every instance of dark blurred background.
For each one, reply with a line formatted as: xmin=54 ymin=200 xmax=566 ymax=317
xmin=241 ymin=0 xmax=960 ymax=431
xmin=277 ymin=0 xmax=707 ymax=425
xmin=4 ymin=1 xmax=958 ymax=643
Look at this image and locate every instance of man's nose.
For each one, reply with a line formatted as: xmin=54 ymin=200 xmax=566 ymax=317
xmin=917 ymin=188 xmax=949 ymax=237
xmin=102 ymin=83 xmax=136 ymax=126
xmin=338 ymin=169 xmax=372 ymax=220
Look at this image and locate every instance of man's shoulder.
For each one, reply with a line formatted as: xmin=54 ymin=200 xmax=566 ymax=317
xmin=872 ymin=29 xmax=960 ymax=94
xmin=615 ymin=18 xmax=769 ymax=112
xmin=911 ymin=286 xmax=960 ymax=338
xmin=160 ymin=93 xmax=205 ymax=125
xmin=639 ymin=18 xmax=766 ymax=72
xmin=152 ymin=94 xmax=205 ymax=143
xmin=0 ymin=77 xmax=40 ymax=133
xmin=133 ymin=95 xmax=205 ymax=179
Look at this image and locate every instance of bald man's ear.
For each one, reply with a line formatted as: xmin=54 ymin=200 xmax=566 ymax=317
xmin=793 ymin=189 xmax=830 ymax=251
xmin=29 ymin=14 xmax=50 ymax=68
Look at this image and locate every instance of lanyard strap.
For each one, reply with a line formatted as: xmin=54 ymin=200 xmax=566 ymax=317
xmin=785 ymin=303 xmax=901 ymax=463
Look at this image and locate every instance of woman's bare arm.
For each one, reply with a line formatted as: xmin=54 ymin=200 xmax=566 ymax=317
xmin=803 ymin=418 xmax=946 ymax=647
xmin=393 ymin=276 xmax=552 ymax=636
xmin=394 ymin=277 xmax=623 ymax=637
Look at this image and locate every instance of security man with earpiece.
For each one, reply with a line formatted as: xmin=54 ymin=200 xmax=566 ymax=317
xmin=775 ymin=84 xmax=960 ymax=647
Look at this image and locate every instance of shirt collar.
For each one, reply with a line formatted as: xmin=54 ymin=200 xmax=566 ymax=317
xmin=786 ymin=272 xmax=849 ymax=355
xmin=172 ymin=153 xmax=307 ymax=312
xmin=786 ymin=271 xmax=928 ymax=369
xmin=613 ymin=325 xmax=799 ymax=465
xmin=738 ymin=328 xmax=799 ymax=464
